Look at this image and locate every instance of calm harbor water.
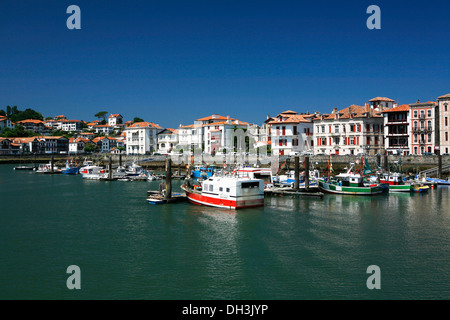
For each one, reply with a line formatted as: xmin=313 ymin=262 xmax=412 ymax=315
xmin=0 ymin=164 xmax=449 ymax=299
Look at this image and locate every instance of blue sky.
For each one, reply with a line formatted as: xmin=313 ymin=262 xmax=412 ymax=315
xmin=0 ymin=0 xmax=449 ymax=128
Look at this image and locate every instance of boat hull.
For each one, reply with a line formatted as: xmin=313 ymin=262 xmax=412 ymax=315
xmin=389 ymin=185 xmax=412 ymax=192
xmin=182 ymin=187 xmax=264 ymax=210
xmin=62 ymin=167 xmax=79 ymax=175
xmin=318 ymin=180 xmax=383 ymax=195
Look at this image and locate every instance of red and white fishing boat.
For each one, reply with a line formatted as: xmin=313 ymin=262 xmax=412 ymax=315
xmin=181 ymin=174 xmax=264 ymax=210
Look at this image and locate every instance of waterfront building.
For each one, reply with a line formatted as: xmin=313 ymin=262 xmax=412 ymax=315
xmin=437 ymin=93 xmax=450 ymax=155
xmin=34 ymin=136 xmax=69 ymax=154
xmin=313 ymin=100 xmax=389 ymax=156
xmin=157 ymin=128 xmax=178 ymax=154
xmin=177 ymin=124 xmax=202 ymax=153
xmin=125 ymin=121 xmax=162 ymax=154
xmin=201 ymin=116 xmax=251 ymax=155
xmin=0 ymin=138 xmax=20 ymax=155
xmin=177 ymin=114 xmax=252 ymax=155
xmin=409 ymin=100 xmax=438 ymax=155
xmin=68 ymin=138 xmax=87 ymax=154
xmin=108 ymin=114 xmax=123 ymax=127
xmin=10 ymin=137 xmax=42 ymax=154
xmin=382 ymin=104 xmax=411 ymax=155
xmin=268 ymin=110 xmax=315 ymax=156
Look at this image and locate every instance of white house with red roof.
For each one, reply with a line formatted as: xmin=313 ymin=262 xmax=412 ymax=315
xmin=157 ymin=128 xmax=178 ymax=154
xmin=178 ymin=114 xmax=253 ymax=154
xmin=313 ymin=98 xmax=392 ymax=156
xmin=125 ymin=121 xmax=163 ymax=154
xmin=268 ymin=110 xmax=315 ymax=156
xmin=108 ymin=114 xmax=123 ymax=127
xmin=93 ymin=124 xmax=114 ymax=135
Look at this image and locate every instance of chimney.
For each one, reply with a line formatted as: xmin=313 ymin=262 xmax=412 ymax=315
xmin=365 ymin=103 xmax=370 ymax=113
xmin=417 ymin=99 xmax=420 ymax=103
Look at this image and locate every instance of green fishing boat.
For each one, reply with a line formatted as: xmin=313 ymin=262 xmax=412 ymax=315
xmin=318 ymin=157 xmax=384 ymax=195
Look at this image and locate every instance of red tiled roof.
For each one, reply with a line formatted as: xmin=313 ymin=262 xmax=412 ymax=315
xmin=195 ymin=115 xmax=233 ymax=121
xmin=128 ymin=121 xmax=162 ymax=129
xmin=18 ymin=119 xmax=45 ymax=124
xmin=109 ymin=114 xmax=122 ymax=118
xmin=269 ymin=113 xmax=312 ymax=124
xmin=369 ymin=97 xmax=395 ymax=102
xmin=383 ymin=104 xmax=410 ymax=113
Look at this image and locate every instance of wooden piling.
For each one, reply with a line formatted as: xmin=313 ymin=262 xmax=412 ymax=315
xmin=294 ymin=156 xmax=299 ymax=189
xmin=305 ymin=156 xmax=310 ymax=190
xmin=108 ymin=156 xmax=112 ymax=180
xmin=51 ymin=156 xmax=54 ymax=173
xmin=165 ymin=158 xmax=172 ymax=200
xmin=438 ymin=154 xmax=442 ymax=179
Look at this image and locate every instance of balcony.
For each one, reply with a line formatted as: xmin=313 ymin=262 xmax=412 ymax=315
xmin=412 ymin=127 xmax=432 ymax=133
xmin=386 ymin=119 xmax=408 ymax=124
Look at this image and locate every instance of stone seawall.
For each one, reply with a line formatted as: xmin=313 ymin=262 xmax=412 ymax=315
xmin=1 ymin=153 xmax=449 ymax=175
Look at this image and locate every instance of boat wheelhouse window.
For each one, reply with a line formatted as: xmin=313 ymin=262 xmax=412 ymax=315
xmin=209 ymin=185 xmax=213 ymax=192
xmin=219 ymin=187 xmax=223 ymax=192
xmin=241 ymin=182 xmax=260 ymax=189
xmin=226 ymin=188 xmax=230 ymax=192
xmin=204 ymin=184 xmax=208 ymax=190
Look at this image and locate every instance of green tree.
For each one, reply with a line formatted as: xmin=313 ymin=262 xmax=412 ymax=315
xmin=0 ymin=125 xmax=34 ymax=138
xmin=10 ymin=108 xmax=44 ymax=123
xmin=84 ymin=143 xmax=99 ymax=153
xmin=0 ymin=109 xmax=5 ymax=116
xmin=95 ymin=111 xmax=108 ymax=122
xmin=133 ymin=117 xmax=144 ymax=123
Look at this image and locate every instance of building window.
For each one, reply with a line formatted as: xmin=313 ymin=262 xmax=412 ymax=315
xmin=414 ymin=121 xmax=418 ymax=129
xmin=414 ymin=146 xmax=418 ymax=154
xmin=282 ymin=126 xmax=286 ymax=136
xmin=420 ymin=120 xmax=424 ymax=129
xmin=446 ymin=132 xmax=448 ymax=141
xmin=427 ymin=120 xmax=432 ymax=129
xmin=428 ymin=133 xmax=432 ymax=142
xmin=414 ymin=110 xmax=418 ymax=118
xmin=445 ymin=117 xmax=448 ymax=127
xmin=334 ymin=125 xmax=339 ymax=133
xmin=321 ymin=125 xmax=325 ymax=133
xmin=427 ymin=110 xmax=432 ymax=117
xmin=414 ymin=133 xmax=418 ymax=143
xmin=293 ymin=126 xmax=298 ymax=135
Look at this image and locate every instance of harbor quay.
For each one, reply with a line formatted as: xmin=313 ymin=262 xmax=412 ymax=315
xmin=2 ymin=153 xmax=449 ymax=176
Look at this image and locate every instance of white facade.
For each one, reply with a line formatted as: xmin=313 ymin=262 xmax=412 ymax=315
xmin=125 ymin=122 xmax=162 ymax=155
xmin=268 ymin=111 xmax=314 ymax=156
xmin=93 ymin=125 xmax=114 ymax=135
xmin=108 ymin=114 xmax=123 ymax=127
xmin=437 ymin=94 xmax=450 ymax=155
xmin=313 ymin=105 xmax=386 ymax=156
xmin=157 ymin=129 xmax=178 ymax=154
